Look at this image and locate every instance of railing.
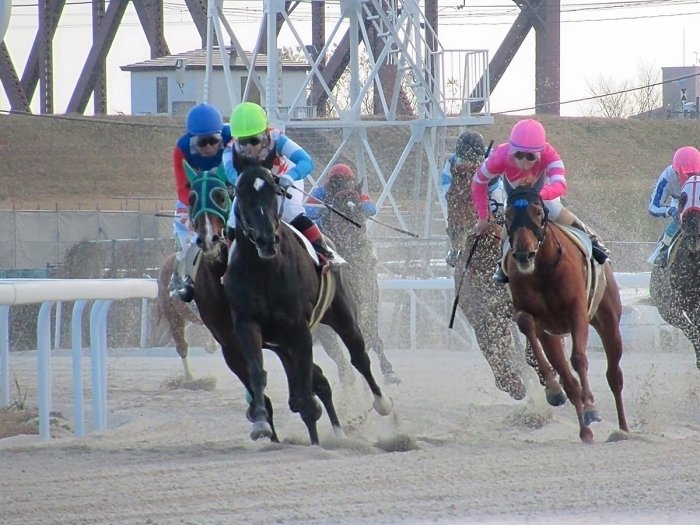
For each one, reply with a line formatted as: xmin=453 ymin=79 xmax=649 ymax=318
xmin=1 ymin=273 xmax=657 ymax=440
xmin=0 ymin=279 xmax=157 ymax=440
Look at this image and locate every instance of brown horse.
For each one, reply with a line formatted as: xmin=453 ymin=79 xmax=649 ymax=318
xmin=650 ymin=175 xmax=700 ymax=369
xmin=314 ymin=183 xmax=400 ymax=385
xmin=446 ymin=173 xmax=528 ymax=400
xmin=503 ymin=179 xmax=628 ymax=443
xmin=153 ymin=252 xmax=218 ymax=381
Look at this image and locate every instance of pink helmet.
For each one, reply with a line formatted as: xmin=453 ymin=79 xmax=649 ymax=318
xmin=509 ymin=119 xmax=546 ymax=153
xmin=672 ymin=146 xmax=700 ymax=183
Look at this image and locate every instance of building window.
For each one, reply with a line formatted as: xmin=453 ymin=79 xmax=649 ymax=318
xmin=156 ymin=77 xmax=168 ymax=114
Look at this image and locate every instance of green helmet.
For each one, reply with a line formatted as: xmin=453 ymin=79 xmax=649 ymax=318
xmin=230 ymin=102 xmax=268 ymax=138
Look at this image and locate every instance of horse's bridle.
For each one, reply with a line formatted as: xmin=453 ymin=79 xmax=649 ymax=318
xmin=506 ymin=191 xmax=548 ymax=246
xmin=234 ymin=177 xmax=286 ymax=248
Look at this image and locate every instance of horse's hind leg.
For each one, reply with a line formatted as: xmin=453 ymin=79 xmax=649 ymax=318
xmin=331 ymin=319 xmax=391 ymax=417
xmin=311 ymin=363 xmax=345 ymax=438
xmin=287 ymin=329 xmax=323 ymax=445
xmin=315 ymin=325 xmax=355 ymax=386
xmin=592 ymin=300 xmax=629 ymax=434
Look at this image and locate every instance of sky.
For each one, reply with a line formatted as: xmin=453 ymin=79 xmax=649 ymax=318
xmin=1 ymin=0 xmax=700 ymax=117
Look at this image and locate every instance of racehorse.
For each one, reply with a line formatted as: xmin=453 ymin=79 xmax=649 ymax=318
xmin=650 ymin=175 xmax=700 ymax=369
xmin=153 ymin=252 xmax=218 ymax=381
xmin=314 ymin=183 xmax=401 ymax=385
xmin=503 ymin=178 xmax=628 ymax=443
xmin=178 ymin=165 xmax=283 ymax=441
xmin=225 ymin=164 xmax=392 ymax=445
xmin=446 ymin=172 xmax=528 ymax=400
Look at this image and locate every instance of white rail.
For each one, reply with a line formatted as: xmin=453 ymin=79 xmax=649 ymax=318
xmin=1 ymin=273 xmax=653 ymax=440
xmin=0 ymin=279 xmax=157 ymax=440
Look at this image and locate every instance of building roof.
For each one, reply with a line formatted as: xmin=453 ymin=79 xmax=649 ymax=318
xmin=120 ymin=47 xmax=311 ymax=72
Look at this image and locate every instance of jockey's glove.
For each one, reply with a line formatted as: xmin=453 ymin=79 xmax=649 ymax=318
xmin=277 ymin=174 xmax=295 ymax=189
xmin=667 ymin=206 xmax=679 ymax=219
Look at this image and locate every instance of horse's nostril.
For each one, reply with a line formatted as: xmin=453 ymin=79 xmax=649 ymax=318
xmin=528 ymin=251 xmax=536 ymax=261
xmin=196 ymin=238 xmax=203 ymax=246
xmin=212 ymin=235 xmax=219 ymax=243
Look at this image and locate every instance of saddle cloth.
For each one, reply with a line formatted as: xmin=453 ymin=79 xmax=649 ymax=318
xmin=501 ymin=224 xmax=607 ymax=321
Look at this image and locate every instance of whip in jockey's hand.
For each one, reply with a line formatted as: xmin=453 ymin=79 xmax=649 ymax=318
xmin=473 ymin=218 xmax=489 ymax=236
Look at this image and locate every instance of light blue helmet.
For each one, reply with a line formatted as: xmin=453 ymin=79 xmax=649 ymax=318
xmin=186 ymin=103 xmax=223 ymax=136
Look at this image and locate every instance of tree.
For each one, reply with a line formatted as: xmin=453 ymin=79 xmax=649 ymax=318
xmin=584 ymin=61 xmax=661 ymax=118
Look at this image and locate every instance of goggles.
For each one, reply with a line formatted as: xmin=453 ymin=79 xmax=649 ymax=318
xmin=237 ymin=133 xmax=265 ymax=147
xmin=513 ymin=151 xmax=539 ymax=162
xmin=195 ymin=134 xmax=222 ymax=148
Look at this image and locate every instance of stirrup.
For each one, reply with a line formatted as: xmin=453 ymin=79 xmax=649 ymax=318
xmin=492 ymin=265 xmax=509 ymax=284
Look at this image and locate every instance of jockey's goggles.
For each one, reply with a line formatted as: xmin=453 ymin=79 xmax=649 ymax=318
xmin=237 ymin=133 xmax=265 ymax=147
xmin=195 ymin=133 xmax=222 ymax=148
xmin=513 ymin=151 xmax=539 ymax=162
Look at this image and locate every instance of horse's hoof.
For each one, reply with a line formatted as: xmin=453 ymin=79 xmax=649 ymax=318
xmin=332 ymin=425 xmax=347 ymax=439
xmin=496 ymin=374 xmax=527 ymax=401
xmin=545 ymin=385 xmax=567 ymax=407
xmin=373 ymin=395 xmax=393 ymax=416
xmin=250 ymin=421 xmax=273 ymax=441
xmin=583 ymin=408 xmax=602 ymax=427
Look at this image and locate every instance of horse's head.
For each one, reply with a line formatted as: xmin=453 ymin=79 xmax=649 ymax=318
xmin=323 ymin=182 xmax=365 ymax=240
xmin=234 ymin=164 xmax=285 ymax=258
xmin=504 ymin=177 xmax=547 ymax=274
xmin=679 ymin=175 xmax=700 ymax=253
xmin=184 ymin=162 xmax=231 ymax=253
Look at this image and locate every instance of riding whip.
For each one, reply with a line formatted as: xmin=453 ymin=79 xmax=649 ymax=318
xmin=448 ymin=235 xmax=481 ymax=329
xmin=367 ymin=216 xmax=419 ymax=238
xmin=288 ymin=186 xmax=363 ymax=228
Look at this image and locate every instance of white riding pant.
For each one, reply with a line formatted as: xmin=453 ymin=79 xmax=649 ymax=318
xmin=173 ymin=200 xmax=196 ymax=262
xmin=543 ymin=197 xmax=562 ymax=221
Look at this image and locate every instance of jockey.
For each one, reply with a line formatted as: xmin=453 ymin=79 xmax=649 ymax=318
xmin=170 ymin=102 xmax=231 ymax=302
xmin=471 ymin=118 xmax=610 ymax=284
xmin=305 ymin=163 xmax=377 ymax=229
xmin=440 ymin=130 xmax=505 ymax=267
xmin=223 ymin=101 xmax=337 ymax=265
xmin=648 ymin=145 xmax=700 ymax=267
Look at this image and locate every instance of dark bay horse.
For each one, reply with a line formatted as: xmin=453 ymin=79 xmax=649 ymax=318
xmin=314 ymin=183 xmax=401 ymax=385
xmin=650 ymin=175 xmax=700 ymax=369
xmin=225 ymin=164 xmax=392 ymax=445
xmin=503 ymin=179 xmax=628 ymax=443
xmin=446 ymin=173 xmax=527 ymax=400
xmin=180 ymin=164 xmax=282 ymax=441
xmin=153 ymin=252 xmax=218 ymax=381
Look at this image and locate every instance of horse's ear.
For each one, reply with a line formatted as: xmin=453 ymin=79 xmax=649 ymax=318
xmin=214 ymin=164 xmax=227 ymax=182
xmin=183 ymin=160 xmax=198 ymax=184
xmin=679 ymin=192 xmax=688 ymax=213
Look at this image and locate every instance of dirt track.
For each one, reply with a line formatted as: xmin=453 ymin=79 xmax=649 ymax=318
xmin=2 ymin=346 xmax=700 ymax=525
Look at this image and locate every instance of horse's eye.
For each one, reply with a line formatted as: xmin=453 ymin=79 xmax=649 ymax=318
xmin=210 ymin=188 xmax=229 ymax=209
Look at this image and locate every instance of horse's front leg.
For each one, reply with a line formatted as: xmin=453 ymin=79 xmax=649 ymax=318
xmin=235 ymin=319 xmax=272 ymax=441
xmin=288 ymin=328 xmax=323 ymax=445
xmin=568 ymin=306 xmax=601 ymax=433
xmin=514 ymin=312 xmax=565 ymax=406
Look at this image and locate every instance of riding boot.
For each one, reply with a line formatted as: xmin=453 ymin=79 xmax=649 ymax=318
xmin=170 ymin=253 xmax=195 ymax=303
xmin=557 ymin=208 xmax=610 ymax=264
xmin=292 ymin=215 xmax=338 ymax=267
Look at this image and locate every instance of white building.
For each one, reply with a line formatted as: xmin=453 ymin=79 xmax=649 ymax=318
xmin=120 ymin=47 xmax=312 ymax=118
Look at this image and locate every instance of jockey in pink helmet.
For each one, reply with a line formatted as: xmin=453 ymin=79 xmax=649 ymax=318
xmin=471 ymin=118 xmax=609 ymax=284
xmin=649 ymin=146 xmax=700 ymax=267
